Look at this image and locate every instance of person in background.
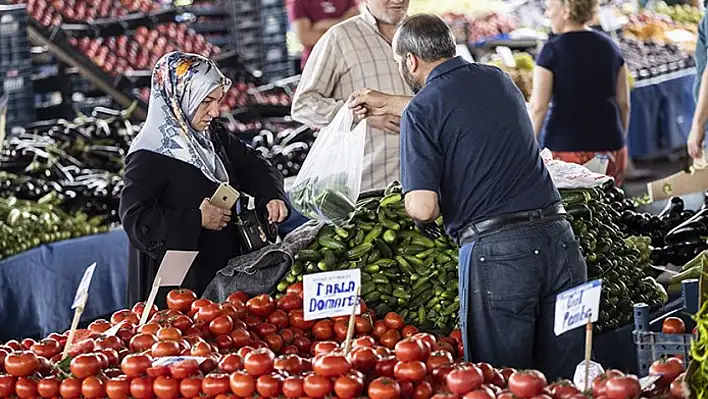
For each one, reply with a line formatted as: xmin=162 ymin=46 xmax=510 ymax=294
xmin=291 ymin=0 xmax=412 ymax=193
xmin=687 ymin=0 xmax=708 ymax=159
xmin=529 ymin=0 xmax=631 ymax=185
xmin=287 ymin=0 xmax=360 ymax=69
xmin=120 ymin=52 xmax=288 ymax=308
xmin=349 ymin=14 xmax=586 ymax=380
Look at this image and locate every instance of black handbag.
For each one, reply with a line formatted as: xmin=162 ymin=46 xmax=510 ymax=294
xmin=233 ymin=194 xmax=278 ymax=253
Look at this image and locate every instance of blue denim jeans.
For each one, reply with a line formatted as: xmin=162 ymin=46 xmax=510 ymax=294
xmin=277 ymin=200 xmax=310 ymax=237
xmin=458 ymin=217 xmax=587 ymax=380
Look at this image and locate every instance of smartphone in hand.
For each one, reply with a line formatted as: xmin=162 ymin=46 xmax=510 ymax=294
xmin=210 ymin=183 xmax=240 ymax=210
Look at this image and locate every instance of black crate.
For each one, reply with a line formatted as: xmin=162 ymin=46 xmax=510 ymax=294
xmin=1 ymin=60 xmax=33 ymax=97
xmin=0 ymin=5 xmax=30 ymax=66
xmin=5 ymin=93 xmax=35 ymax=128
xmin=261 ymin=8 xmax=287 ymax=36
xmin=227 ymin=0 xmax=261 ymax=14
xmin=262 ymin=43 xmax=288 ymax=64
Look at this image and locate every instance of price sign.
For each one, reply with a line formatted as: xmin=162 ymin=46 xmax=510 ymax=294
xmin=303 ymin=269 xmax=361 ymax=321
xmin=554 ymin=280 xmax=602 ymax=336
xmin=72 ymin=263 xmax=97 ymax=310
xmin=573 ymin=360 xmax=604 ymax=389
xmin=152 ymin=356 xmax=207 ymax=367
xmin=139 ymin=250 xmax=198 ymax=325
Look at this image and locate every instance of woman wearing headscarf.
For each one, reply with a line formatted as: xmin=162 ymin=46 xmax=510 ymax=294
xmin=119 ymin=52 xmax=288 ymax=307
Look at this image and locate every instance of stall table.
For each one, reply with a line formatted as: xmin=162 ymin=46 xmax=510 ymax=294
xmin=628 ymin=69 xmax=697 ymax=159
xmin=0 ymin=229 xmax=129 ymax=341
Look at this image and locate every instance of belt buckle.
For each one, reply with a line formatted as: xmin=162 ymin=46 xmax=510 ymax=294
xmin=530 ymin=209 xmax=543 ymax=221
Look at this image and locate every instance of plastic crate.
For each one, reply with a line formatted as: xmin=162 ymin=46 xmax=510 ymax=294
xmin=633 ymin=279 xmax=699 ymax=376
xmin=0 ymin=5 xmax=30 ymax=66
xmin=261 ymin=8 xmax=288 ymax=36
xmin=1 ymin=59 xmax=33 ymax=96
xmin=226 ymin=0 xmax=260 ymax=15
xmin=5 ymin=91 xmax=35 ymax=127
xmin=262 ymin=43 xmax=288 ymax=63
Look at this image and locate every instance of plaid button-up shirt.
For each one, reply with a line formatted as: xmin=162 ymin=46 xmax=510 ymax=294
xmin=291 ymin=7 xmax=412 ymax=192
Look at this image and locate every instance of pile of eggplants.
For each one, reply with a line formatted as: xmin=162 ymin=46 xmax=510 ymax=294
xmin=246 ymin=122 xmax=316 ymax=179
xmin=0 ymin=106 xmax=138 ymax=225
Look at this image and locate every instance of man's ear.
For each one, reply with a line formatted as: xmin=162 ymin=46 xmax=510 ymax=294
xmin=408 ymin=54 xmax=419 ymax=73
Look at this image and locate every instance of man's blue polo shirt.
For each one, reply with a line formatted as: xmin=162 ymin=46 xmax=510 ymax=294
xmin=400 ymin=56 xmax=561 ymax=239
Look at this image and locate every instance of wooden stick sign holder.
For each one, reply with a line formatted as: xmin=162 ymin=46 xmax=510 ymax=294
xmin=343 ymin=286 xmax=362 ymax=356
xmin=62 ymin=262 xmax=97 ymax=360
xmin=584 ymin=317 xmax=593 ymax=391
xmin=136 ymin=250 xmax=199 ymax=327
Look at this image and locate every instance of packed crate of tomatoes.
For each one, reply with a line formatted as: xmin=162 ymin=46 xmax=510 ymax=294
xmin=0 ymin=286 xmax=693 ymax=399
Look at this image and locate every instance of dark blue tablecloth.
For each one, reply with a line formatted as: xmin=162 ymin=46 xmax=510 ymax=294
xmin=627 ymin=70 xmax=697 ymax=159
xmin=0 ymin=229 xmax=129 ymax=341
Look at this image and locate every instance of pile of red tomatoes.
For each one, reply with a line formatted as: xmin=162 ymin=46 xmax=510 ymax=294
xmin=0 ymin=284 xmax=691 ymax=399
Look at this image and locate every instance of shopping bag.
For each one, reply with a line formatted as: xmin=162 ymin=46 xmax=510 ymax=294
xmin=540 ymin=148 xmax=613 ymax=189
xmin=289 ymin=105 xmax=366 ymax=225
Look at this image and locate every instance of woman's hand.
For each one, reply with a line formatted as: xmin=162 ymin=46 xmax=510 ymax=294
xmin=200 ymin=198 xmax=232 ymax=231
xmin=688 ymin=127 xmax=705 ymax=159
xmin=266 ymin=200 xmax=289 ymax=224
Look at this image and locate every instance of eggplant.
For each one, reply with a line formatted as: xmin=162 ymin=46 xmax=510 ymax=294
xmin=664 ymin=207 xmax=708 ymax=245
xmin=658 ymin=196 xmax=684 ymax=218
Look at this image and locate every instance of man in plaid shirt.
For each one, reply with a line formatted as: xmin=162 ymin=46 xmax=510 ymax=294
xmin=291 ymin=0 xmax=412 ymax=192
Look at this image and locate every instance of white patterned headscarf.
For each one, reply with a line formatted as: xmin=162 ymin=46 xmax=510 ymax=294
xmin=128 ymin=51 xmax=232 ymax=184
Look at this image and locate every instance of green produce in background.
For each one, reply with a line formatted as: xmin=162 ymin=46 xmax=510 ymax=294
xmin=280 ymin=181 xmax=460 ymax=335
xmin=0 ymin=193 xmax=109 ymax=260
xmin=561 ymin=185 xmax=668 ymax=333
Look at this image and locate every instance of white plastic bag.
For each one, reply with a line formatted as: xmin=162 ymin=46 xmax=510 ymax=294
xmin=540 ymin=148 xmax=613 ymax=189
xmin=289 ymin=104 xmax=366 ymax=224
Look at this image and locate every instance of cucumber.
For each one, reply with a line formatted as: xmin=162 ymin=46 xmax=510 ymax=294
xmin=318 ymin=236 xmax=345 ymax=251
xmin=374 ymin=239 xmax=394 ymax=258
xmin=295 ymin=249 xmax=321 ymax=262
xmin=367 ymin=249 xmax=381 ymax=263
xmin=345 ymin=243 xmax=374 ymax=259
xmin=383 ymin=229 xmax=397 ymax=244
xmin=364 ymin=264 xmax=381 ymax=273
xmin=372 ymin=275 xmax=389 ymax=284
xmin=363 ymin=224 xmax=383 ymax=244
xmin=380 ymin=193 xmax=403 ymax=207
xmin=378 ymin=212 xmax=401 ymax=231
xmin=322 ymin=249 xmax=337 ymax=266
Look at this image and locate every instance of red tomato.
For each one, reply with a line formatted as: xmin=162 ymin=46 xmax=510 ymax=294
xmin=282 ymin=376 xmax=304 ymax=398
xmin=369 ymin=377 xmax=402 ymax=399
xmin=267 ymin=310 xmax=290 ymax=329
xmin=37 ymin=376 xmax=60 ymax=398
xmin=227 ymin=291 xmax=250 ymax=304
xmin=508 ymin=371 xmax=547 ymax=399
xmin=353 ymin=336 xmax=377 ymax=348
xmin=15 ymin=376 xmax=37 ymax=399
xmin=274 ymin=354 xmax=304 ymax=374
xmin=413 ymin=381 xmax=434 ymax=399
xmin=313 ymin=341 xmax=339 ymax=357
xmin=4 ymin=352 xmax=39 ymax=377
xmin=312 ymin=320 xmax=335 ymax=340
xmin=202 ymin=373 xmax=230 ymax=397
xmin=196 ymin=303 xmax=223 ymax=324
xmin=290 ymin=309 xmax=314 ymax=330
xmin=662 ymin=317 xmax=686 ymax=334
xmin=334 ymin=374 xmax=364 ymax=399
xmin=604 ymin=376 xmax=641 ymax=399
xmin=374 ymin=320 xmax=389 ymax=338
xmin=81 ymin=376 xmax=105 ymax=399
xmin=463 ymin=388 xmax=495 ymax=399
xmin=353 ymin=316 xmax=373 ymax=334
xmin=244 ymin=347 xmax=276 ymax=376
xmin=132 ymin=302 xmax=158 ymax=319
xmin=313 ymin=353 xmax=352 ymax=377
xmin=384 ymin=313 xmax=405 ymax=330
xmin=121 ymin=353 xmax=152 ymax=377
xmin=216 ymin=353 xmax=243 ymax=373
xmin=256 ymin=373 xmax=282 ymax=398
xmin=152 ymin=340 xmax=182 ymax=357
xmin=395 ymin=338 xmax=429 ymax=362
xmin=375 ymin=356 xmax=398 ymax=378
xmin=447 ymin=365 xmax=484 ymax=395
xmin=230 ymin=371 xmax=256 ymax=397
xmin=394 ymin=360 xmax=427 ymax=382
xmin=401 ymin=325 xmax=419 ymax=338
xmin=591 ymin=370 xmax=625 ymax=397
xmin=293 ymin=336 xmax=312 ymax=355
xmin=277 ymin=293 xmax=303 ymax=311
xmin=131 ymin=377 xmax=155 ymax=399
xmin=380 ymin=329 xmax=402 ymax=349
xmin=247 ymin=294 xmax=276 ymax=318
xmin=547 ymin=381 xmax=580 ymax=399
xmin=152 ymin=376 xmax=180 ymax=399
xmin=303 ymin=374 xmax=333 ymax=398
xmin=0 ymin=374 xmax=12 ymax=398
xmin=106 ymin=376 xmax=131 ymax=399
xmin=180 ymin=377 xmax=202 ymax=398
xmin=208 ymin=315 xmax=233 ymax=335
xmin=426 ymin=350 xmax=453 ymax=370
xmin=349 ymin=346 xmax=378 ymax=372
xmin=230 ymin=329 xmax=252 ymax=348
xmin=649 ymin=358 xmax=684 ymax=385
xmin=166 ymin=288 xmax=197 ymax=312
xmin=169 ymin=359 xmax=200 ymax=379
xmin=60 ymin=377 xmax=82 ymax=399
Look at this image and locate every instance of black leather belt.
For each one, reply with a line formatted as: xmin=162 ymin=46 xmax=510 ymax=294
xmin=456 ymin=202 xmax=566 ymax=246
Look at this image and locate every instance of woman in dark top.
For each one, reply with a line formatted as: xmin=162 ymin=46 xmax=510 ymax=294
xmin=119 ymin=52 xmax=288 ymax=308
xmin=529 ymin=0 xmax=631 ymax=185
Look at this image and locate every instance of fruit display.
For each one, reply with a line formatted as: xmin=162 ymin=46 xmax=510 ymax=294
xmin=0 ymin=287 xmax=691 ymax=399
xmin=559 ymin=185 xmax=669 ymax=333
xmin=28 ymin=0 xmax=158 ymax=23
xmin=286 ymin=182 xmax=460 ymax=335
xmin=655 ymin=2 xmax=703 ymax=25
xmin=441 ymin=11 xmax=519 ymax=44
xmin=486 ymin=52 xmax=534 ymax=101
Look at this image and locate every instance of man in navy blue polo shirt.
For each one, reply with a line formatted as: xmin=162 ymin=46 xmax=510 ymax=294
xmin=349 ymin=14 xmax=587 ymax=379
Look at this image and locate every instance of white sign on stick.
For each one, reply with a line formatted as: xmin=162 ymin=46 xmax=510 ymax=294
xmin=152 ymin=356 xmax=207 ymax=367
xmin=554 ymin=279 xmax=602 ymax=336
xmin=72 ymin=262 xmax=97 ymax=309
xmin=303 ymin=269 xmax=361 ymax=321
xmin=155 ymin=251 xmax=199 ymax=286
